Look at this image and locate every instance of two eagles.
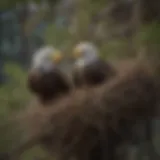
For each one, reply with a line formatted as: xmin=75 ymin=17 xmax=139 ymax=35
xmin=28 ymin=42 xmax=115 ymax=104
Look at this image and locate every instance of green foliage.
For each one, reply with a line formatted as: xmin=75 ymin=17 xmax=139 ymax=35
xmin=45 ymin=24 xmax=72 ymax=49
xmin=100 ymin=40 xmax=130 ymax=59
xmin=21 ymin=146 xmax=49 ymax=160
xmin=133 ymin=22 xmax=160 ymax=62
xmin=2 ymin=63 xmax=30 ymax=111
xmin=135 ymin=22 xmax=160 ymax=47
xmin=0 ymin=62 xmax=31 ymax=151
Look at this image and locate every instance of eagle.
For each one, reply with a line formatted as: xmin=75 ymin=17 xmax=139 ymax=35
xmin=72 ymin=42 xmax=115 ymax=88
xmin=27 ymin=46 xmax=71 ymax=103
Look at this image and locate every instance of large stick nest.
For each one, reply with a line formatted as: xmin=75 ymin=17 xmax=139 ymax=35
xmin=17 ymin=60 xmax=160 ymax=159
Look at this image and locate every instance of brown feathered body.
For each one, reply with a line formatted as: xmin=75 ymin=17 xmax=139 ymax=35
xmin=72 ymin=59 xmax=116 ymax=88
xmin=18 ymin=61 xmax=160 ymax=160
xmin=27 ymin=68 xmax=71 ymax=103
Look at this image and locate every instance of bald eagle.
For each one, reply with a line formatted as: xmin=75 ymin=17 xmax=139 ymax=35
xmin=27 ymin=46 xmax=71 ymax=103
xmin=72 ymin=42 xmax=115 ymax=88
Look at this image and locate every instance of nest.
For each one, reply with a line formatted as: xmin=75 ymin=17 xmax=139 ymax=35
xmin=15 ymin=60 xmax=160 ymax=160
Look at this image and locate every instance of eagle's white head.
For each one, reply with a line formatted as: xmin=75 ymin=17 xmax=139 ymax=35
xmin=72 ymin=42 xmax=99 ymax=68
xmin=31 ymin=46 xmax=63 ymax=73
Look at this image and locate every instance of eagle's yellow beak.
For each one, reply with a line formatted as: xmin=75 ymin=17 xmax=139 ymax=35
xmin=73 ymin=47 xmax=82 ymax=59
xmin=50 ymin=50 xmax=63 ymax=63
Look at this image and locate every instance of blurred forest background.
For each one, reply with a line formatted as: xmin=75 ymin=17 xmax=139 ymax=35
xmin=0 ymin=0 xmax=160 ymax=159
